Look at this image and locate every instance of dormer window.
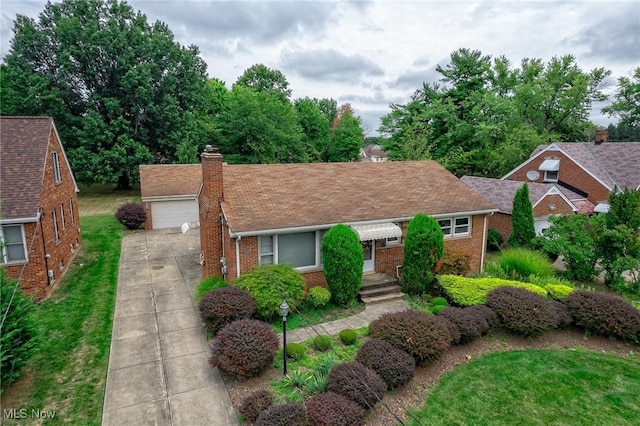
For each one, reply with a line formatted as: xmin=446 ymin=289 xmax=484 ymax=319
xmin=539 ymin=158 xmax=559 ymax=182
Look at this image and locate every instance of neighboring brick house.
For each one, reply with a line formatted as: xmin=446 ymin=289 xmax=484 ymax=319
xmin=502 ymin=134 xmax=640 ymax=213
xmin=198 ymin=146 xmax=496 ymax=290
xmin=1 ymin=117 xmax=81 ymax=300
xmin=461 ymin=176 xmax=578 ymax=243
xmin=140 ymin=164 xmax=202 ymax=230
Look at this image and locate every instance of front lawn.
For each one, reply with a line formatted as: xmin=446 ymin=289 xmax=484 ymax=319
xmin=408 ymin=349 xmax=640 ymax=425
xmin=2 ymin=215 xmax=122 ymax=425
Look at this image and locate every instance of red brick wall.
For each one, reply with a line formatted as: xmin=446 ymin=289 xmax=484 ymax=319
xmin=199 ymin=149 xmax=224 ymax=277
xmin=443 ymin=215 xmax=487 ymax=273
xmin=532 ymin=194 xmax=574 ymax=216
xmin=488 ymin=213 xmax=512 ymax=245
xmin=508 ymin=152 xmax=611 ymax=204
xmin=143 ymin=203 xmax=153 ymax=230
xmin=5 ymin=127 xmax=82 ymax=300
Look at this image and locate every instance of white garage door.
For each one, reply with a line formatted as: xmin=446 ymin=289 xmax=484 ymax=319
xmin=151 ymin=199 xmax=199 ymax=229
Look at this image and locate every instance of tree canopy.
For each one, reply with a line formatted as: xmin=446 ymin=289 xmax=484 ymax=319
xmin=602 ymin=67 xmax=640 ymax=128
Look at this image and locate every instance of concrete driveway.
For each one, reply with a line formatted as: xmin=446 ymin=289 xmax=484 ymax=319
xmin=101 ymin=228 xmax=238 ymax=426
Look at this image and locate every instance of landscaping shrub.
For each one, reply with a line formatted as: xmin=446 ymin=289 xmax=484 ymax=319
xmin=313 ymin=335 xmax=333 ymax=351
xmin=255 ymin=403 xmax=306 ymax=426
xmin=356 ymin=338 xmax=415 ymax=389
xmin=486 ymin=287 xmax=556 ymax=337
xmin=487 ymin=228 xmax=503 ymax=251
xmin=498 ymin=248 xmax=554 ymax=279
xmin=432 ymin=297 xmax=448 ymax=307
xmin=545 ymin=284 xmax=574 ymax=300
xmin=305 ymin=391 xmax=365 ymax=426
xmin=114 ymin=202 xmax=146 ymax=230
xmin=431 ymin=304 xmax=447 ymax=314
xmin=195 ymin=275 xmax=226 ymax=301
xmin=306 ymin=286 xmax=331 ymax=309
xmin=283 ymin=370 xmax=312 ymax=390
xmin=564 ymin=290 xmax=640 ymax=341
xmin=286 ymin=342 xmax=306 ymax=361
xmin=438 ymin=248 xmax=472 ymax=276
xmin=437 ymin=316 xmax=461 ymax=345
xmin=198 ymin=286 xmax=256 ymax=335
xmin=315 ymin=354 xmax=340 ymax=376
xmin=0 ymin=270 xmax=38 ymax=389
xmin=401 ymin=213 xmax=444 ymax=295
xmin=437 ymin=275 xmax=547 ymax=306
xmin=322 ymin=224 xmax=363 ymax=305
xmin=305 ymin=373 xmax=329 ymax=394
xmin=508 ymin=182 xmax=536 ymax=248
xmin=368 ymin=309 xmax=450 ymax=365
xmin=209 ymin=319 xmax=279 ymax=379
xmin=338 ymin=328 xmax=358 ymax=345
xmin=437 ymin=306 xmax=488 ymax=343
xmin=526 ymin=274 xmax=572 ymax=288
xmin=548 ymin=300 xmax=573 ymax=329
xmin=465 ymin=305 xmax=500 ymax=328
xmin=327 ymin=361 xmax=387 ymax=409
xmin=234 ymin=264 xmax=305 ymax=320
xmin=238 ymin=390 xmax=273 ymax=423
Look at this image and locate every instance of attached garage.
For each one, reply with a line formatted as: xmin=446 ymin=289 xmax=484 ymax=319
xmin=139 ymin=164 xmax=203 ymax=230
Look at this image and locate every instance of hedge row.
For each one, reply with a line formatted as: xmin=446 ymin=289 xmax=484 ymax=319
xmin=437 ymin=275 xmax=548 ymax=306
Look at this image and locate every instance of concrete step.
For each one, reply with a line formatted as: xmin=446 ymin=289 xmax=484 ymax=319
xmin=361 ymin=272 xmax=399 ymax=290
xmin=361 ymin=290 xmax=405 ymax=305
xmin=359 ymin=281 xmax=404 ymax=305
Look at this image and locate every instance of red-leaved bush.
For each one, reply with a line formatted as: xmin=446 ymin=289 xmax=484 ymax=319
xmin=437 ymin=306 xmax=488 ymax=344
xmin=114 ymin=202 xmax=146 ymax=230
xmin=238 ymin=390 xmax=273 ymax=423
xmin=327 ymin=361 xmax=387 ymax=410
xmin=254 ymin=403 xmax=306 ymax=426
xmin=486 ymin=287 xmax=556 ymax=337
xmin=305 ymin=391 xmax=365 ymax=426
xmin=355 ymin=338 xmax=415 ymax=389
xmin=199 ymin=286 xmax=256 ymax=335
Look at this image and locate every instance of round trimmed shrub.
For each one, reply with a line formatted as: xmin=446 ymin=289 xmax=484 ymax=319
xmin=545 ymin=284 xmax=574 ymax=300
xmin=199 ymin=286 xmax=256 ymax=334
xmin=564 ymin=290 xmax=640 ymax=341
xmin=305 ymin=391 xmax=365 ymax=426
xmin=255 ymin=403 xmax=306 ymax=426
xmin=209 ymin=319 xmax=279 ymax=379
xmin=114 ymin=202 xmax=146 ymax=229
xmin=327 ymin=361 xmax=387 ymax=409
xmin=238 ymin=390 xmax=273 ymax=423
xmin=465 ymin=305 xmax=500 ymax=329
xmin=486 ymin=287 xmax=556 ymax=337
xmin=195 ymin=275 xmax=226 ymax=302
xmin=338 ymin=328 xmax=358 ymax=345
xmin=322 ymin=224 xmax=363 ymax=305
xmin=356 ymin=338 xmax=415 ymax=389
xmin=401 ymin=214 xmax=444 ymax=295
xmin=313 ymin=335 xmax=333 ymax=351
xmin=437 ymin=248 xmax=472 ymax=276
xmin=286 ymin=342 xmax=306 ymax=361
xmin=437 ymin=316 xmax=461 ymax=345
xmin=432 ymin=297 xmax=448 ymax=307
xmin=306 ymin=286 xmax=331 ymax=309
xmin=437 ymin=306 xmax=488 ymax=343
xmin=234 ymin=264 xmax=305 ymax=320
xmin=548 ymin=300 xmax=572 ymax=329
xmin=368 ymin=309 xmax=450 ymax=365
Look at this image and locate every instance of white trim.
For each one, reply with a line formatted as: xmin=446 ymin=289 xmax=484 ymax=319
xmin=531 ymin=186 xmax=579 ymax=212
xmin=52 ymin=151 xmax=62 ymax=183
xmin=0 ymin=215 xmax=41 ymax=225
xmin=0 ymin=224 xmax=29 ymax=264
xmin=141 ymin=194 xmax=198 ymax=202
xmin=51 ymin=120 xmax=80 ymax=193
xmin=259 ymin=230 xmax=324 ymax=271
xmin=481 ymin=214 xmax=488 ymax=273
xmin=235 ymin=237 xmax=241 ymax=278
xmin=438 ymin=216 xmax=472 ymax=238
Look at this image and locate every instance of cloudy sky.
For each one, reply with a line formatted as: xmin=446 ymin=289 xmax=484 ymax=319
xmin=2 ymin=0 xmax=639 ymax=134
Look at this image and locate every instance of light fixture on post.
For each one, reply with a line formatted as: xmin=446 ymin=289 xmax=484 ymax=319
xmin=280 ymin=300 xmax=289 ymax=375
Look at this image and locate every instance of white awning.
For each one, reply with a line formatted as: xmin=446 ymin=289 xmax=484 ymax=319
xmin=351 ymin=223 xmax=402 ymax=241
xmin=539 ymin=159 xmax=560 ymax=171
xmin=594 ymin=203 xmax=610 ymax=213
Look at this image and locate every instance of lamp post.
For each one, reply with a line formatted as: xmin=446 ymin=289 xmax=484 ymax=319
xmin=280 ymin=300 xmax=289 ymax=375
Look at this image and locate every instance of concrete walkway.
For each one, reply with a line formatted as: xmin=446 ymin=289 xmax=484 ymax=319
xmin=285 ymin=299 xmax=410 ymax=344
xmin=101 ymin=229 xmax=238 ymax=426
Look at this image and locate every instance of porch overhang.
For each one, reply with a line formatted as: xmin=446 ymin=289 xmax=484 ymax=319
xmin=539 ymin=159 xmax=560 ymax=171
xmin=351 ymin=223 xmax=402 ymax=241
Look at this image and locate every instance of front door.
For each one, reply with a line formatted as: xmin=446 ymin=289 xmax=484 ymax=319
xmin=362 ymin=241 xmax=374 ymax=273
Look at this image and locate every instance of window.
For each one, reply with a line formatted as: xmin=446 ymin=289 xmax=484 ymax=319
xmin=438 ymin=216 xmax=471 ymax=237
xmin=52 ymin=211 xmax=60 ymax=243
xmin=386 ymin=222 xmax=402 ymax=244
xmin=69 ymin=199 xmax=75 ymax=224
xmin=1 ymin=225 xmax=28 ymax=263
xmin=259 ymin=230 xmax=325 ymax=270
xmin=52 ymin=151 xmax=61 ymax=183
xmin=60 ymin=204 xmax=66 ymax=231
xmin=544 ymin=170 xmax=558 ymax=182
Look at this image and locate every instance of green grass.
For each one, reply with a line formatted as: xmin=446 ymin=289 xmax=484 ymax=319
xmin=2 ymin=216 xmax=123 ymax=425
xmin=408 ymin=349 xmax=640 ymax=425
xmin=77 ymin=183 xmax=141 ymax=216
xmin=270 ymin=302 xmax=365 ymax=332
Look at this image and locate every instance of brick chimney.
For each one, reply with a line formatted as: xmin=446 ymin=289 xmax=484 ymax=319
xmin=199 ymin=145 xmax=224 ymax=277
xmin=595 ymin=129 xmax=608 ymax=144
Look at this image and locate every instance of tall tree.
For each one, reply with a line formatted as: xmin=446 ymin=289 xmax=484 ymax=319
xmin=508 ymin=183 xmax=536 ymax=248
xmin=0 ymin=0 xmax=208 ymax=188
xmin=327 ymin=104 xmax=364 ymax=162
xmin=602 ymin=67 xmax=640 ymax=128
xmin=294 ymin=97 xmax=330 ymax=161
xmin=234 ymin=63 xmax=291 ymax=103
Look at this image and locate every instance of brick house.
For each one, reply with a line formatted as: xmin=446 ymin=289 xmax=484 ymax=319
xmin=1 ymin=117 xmax=81 ymax=300
xmin=461 ymin=176 xmax=577 ymax=243
xmin=502 ymin=134 xmax=640 ymax=213
xmin=198 ymin=146 xmax=496 ymax=290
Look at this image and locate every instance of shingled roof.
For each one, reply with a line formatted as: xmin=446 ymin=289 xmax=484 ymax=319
xmin=139 ymin=164 xmax=202 ymax=199
xmin=529 ymin=142 xmax=640 ymax=190
xmin=1 ymin=116 xmax=62 ymax=221
xmin=461 ymin=176 xmax=577 ymax=214
xmin=220 ymin=161 xmax=497 ymax=235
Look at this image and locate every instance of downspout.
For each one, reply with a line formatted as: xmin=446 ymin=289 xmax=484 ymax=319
xmin=235 ymin=236 xmax=241 ymax=279
xmin=480 ymin=214 xmax=489 ymax=273
xmin=220 ymin=214 xmax=227 ymax=280
xmin=39 ymin=209 xmax=51 ymax=285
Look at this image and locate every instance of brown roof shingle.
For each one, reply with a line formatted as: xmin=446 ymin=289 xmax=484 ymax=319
xmin=221 ymin=161 xmax=496 ymax=234
xmin=139 ymin=164 xmax=203 ymax=198
xmin=1 ymin=116 xmax=54 ymax=220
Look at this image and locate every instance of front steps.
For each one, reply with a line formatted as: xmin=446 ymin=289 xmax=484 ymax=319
xmin=359 ymin=273 xmax=404 ymax=305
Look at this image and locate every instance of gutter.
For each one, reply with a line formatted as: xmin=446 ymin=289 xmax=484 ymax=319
xmin=0 ymin=212 xmax=42 ymax=225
